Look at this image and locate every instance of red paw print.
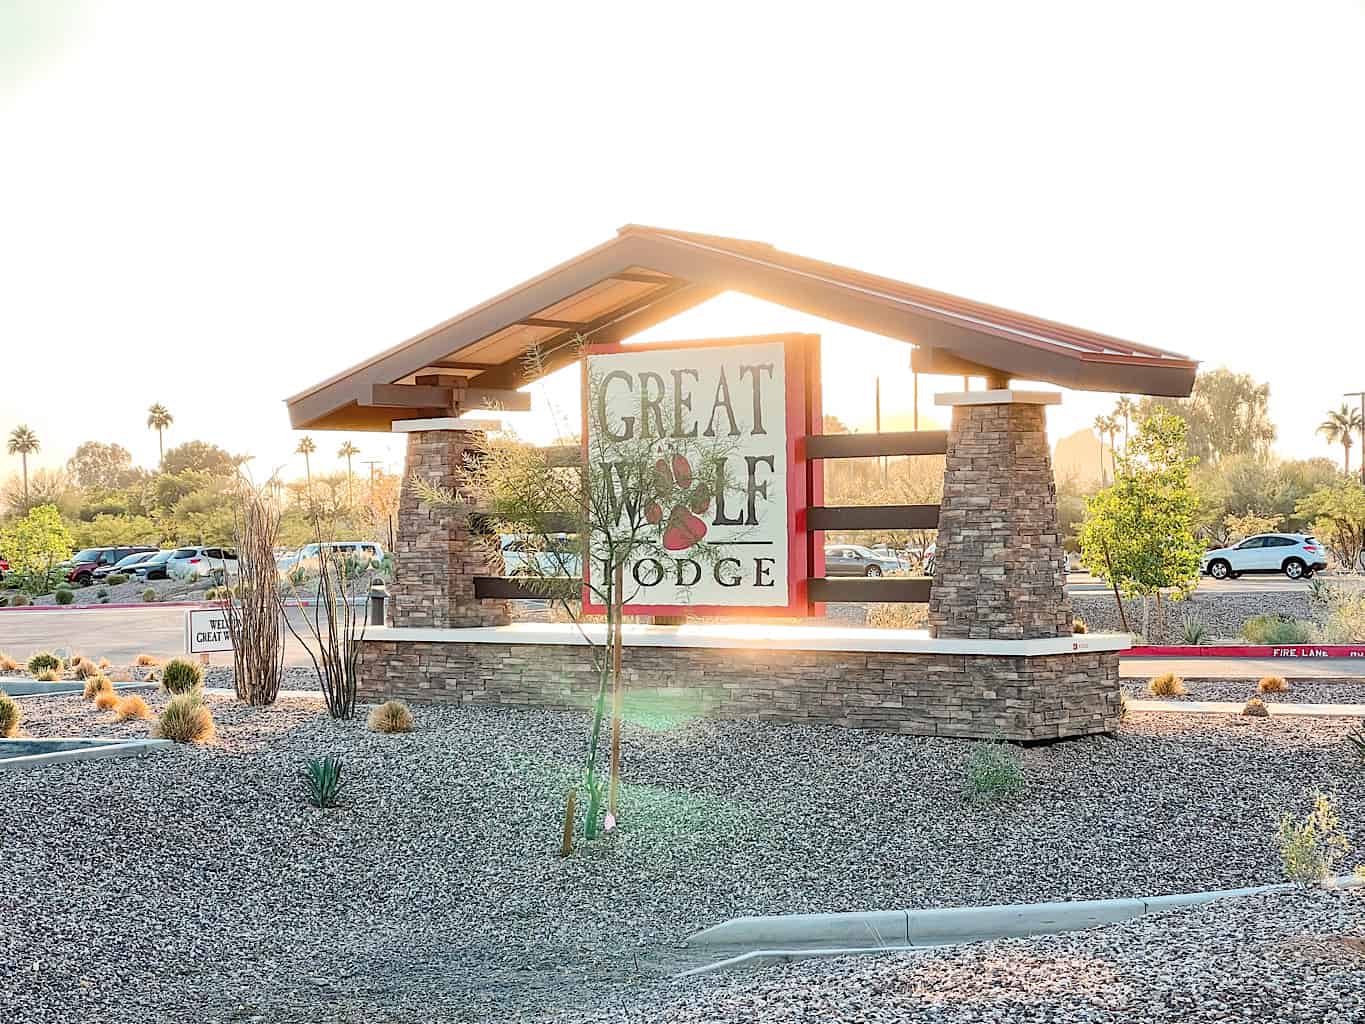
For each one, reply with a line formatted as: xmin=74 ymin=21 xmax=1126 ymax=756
xmin=645 ymin=454 xmax=711 ymax=551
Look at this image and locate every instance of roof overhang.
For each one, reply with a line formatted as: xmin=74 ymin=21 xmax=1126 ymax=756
xmin=286 ymin=225 xmax=1198 ymax=431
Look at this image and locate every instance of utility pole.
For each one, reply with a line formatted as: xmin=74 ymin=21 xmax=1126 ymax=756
xmin=1347 ymin=392 xmax=1365 ymax=486
xmin=362 ymin=459 xmax=383 ymax=485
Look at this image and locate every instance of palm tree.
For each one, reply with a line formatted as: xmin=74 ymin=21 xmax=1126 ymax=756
xmin=1104 ymin=416 xmax=1121 ymax=478
xmin=1113 ymin=396 xmax=1137 ymax=450
xmin=337 ymin=440 xmax=360 ymax=506
xmin=6 ymin=425 xmax=39 ymax=505
xmin=296 ymin=435 xmax=317 ymax=489
xmin=146 ymin=403 xmax=173 ymax=465
xmin=1093 ymin=415 xmax=1111 ymax=486
xmin=1318 ymin=404 xmax=1363 ymax=476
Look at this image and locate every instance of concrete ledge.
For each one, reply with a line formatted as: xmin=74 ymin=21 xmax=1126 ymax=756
xmin=362 ymin=622 xmax=1131 ymax=658
xmin=2 ymin=678 xmax=155 ymax=697
xmin=0 ymin=737 xmax=172 ymax=770
xmin=689 ymin=910 xmax=909 ymax=949
xmin=934 ymin=389 xmax=1062 ymax=407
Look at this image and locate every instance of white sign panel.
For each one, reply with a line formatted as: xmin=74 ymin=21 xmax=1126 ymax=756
xmin=186 ymin=608 xmax=234 ymax=654
xmin=585 ymin=338 xmax=795 ymax=611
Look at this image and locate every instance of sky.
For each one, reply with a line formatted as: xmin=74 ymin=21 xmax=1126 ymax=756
xmin=3 ymin=1 xmax=1364 ymax=486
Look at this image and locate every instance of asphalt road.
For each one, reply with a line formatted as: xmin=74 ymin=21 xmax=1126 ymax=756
xmin=1065 ymin=572 xmax=1364 ymax=595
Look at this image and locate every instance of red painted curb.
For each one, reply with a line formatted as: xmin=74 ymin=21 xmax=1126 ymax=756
xmin=0 ymin=601 xmax=214 ymax=612
xmin=1129 ymin=644 xmax=1365 ymax=659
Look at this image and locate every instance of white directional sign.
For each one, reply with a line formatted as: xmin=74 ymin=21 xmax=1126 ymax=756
xmin=186 ymin=608 xmax=234 ymax=654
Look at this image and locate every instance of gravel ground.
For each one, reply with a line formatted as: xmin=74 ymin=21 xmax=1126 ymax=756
xmin=591 ymin=888 xmax=1365 ymax=1023
xmin=1123 ymin=677 xmax=1365 ymax=705
xmin=1 ymin=574 xmax=210 ymax=608
xmin=1071 ymin=591 xmax=1313 ymax=643
xmin=4 ymin=698 xmax=1364 ymax=1022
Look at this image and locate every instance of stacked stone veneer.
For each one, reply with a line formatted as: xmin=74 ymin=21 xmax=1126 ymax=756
xmin=928 ymin=400 xmax=1073 ymax=640
xmin=390 ymin=429 xmax=509 ymax=628
xmin=359 ymin=641 xmax=1120 ymax=741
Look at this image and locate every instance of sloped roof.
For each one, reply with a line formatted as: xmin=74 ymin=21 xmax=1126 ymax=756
xmin=287 ymin=225 xmax=1198 ymax=430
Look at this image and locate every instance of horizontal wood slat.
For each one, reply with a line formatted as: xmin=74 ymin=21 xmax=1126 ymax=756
xmin=473 ymin=576 xmax=580 ymax=600
xmin=807 ymin=576 xmax=932 ymax=603
xmin=807 ymin=505 xmax=940 ymax=530
xmin=804 ymin=430 xmax=948 ymax=459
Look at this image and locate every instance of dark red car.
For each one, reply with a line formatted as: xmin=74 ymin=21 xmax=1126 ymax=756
xmin=0 ymin=555 xmax=9 ymax=582
xmin=62 ymin=546 xmax=157 ymax=584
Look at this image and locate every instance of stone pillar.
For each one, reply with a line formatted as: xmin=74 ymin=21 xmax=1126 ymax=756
xmin=390 ymin=424 xmax=509 ymax=628
xmin=927 ymin=391 xmax=1072 ymax=640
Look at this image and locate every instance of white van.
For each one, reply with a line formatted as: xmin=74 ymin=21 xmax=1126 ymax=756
xmin=278 ymin=542 xmax=385 ymax=575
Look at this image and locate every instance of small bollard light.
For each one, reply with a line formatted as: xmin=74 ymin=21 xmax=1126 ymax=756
xmin=368 ymin=578 xmax=389 ymax=626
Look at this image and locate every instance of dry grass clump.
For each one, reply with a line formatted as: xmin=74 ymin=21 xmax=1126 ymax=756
xmin=367 ymin=700 xmax=415 ymax=734
xmin=72 ymin=657 xmax=100 ymax=680
xmin=94 ymin=689 xmax=120 ymax=711
xmin=97 ymin=657 xmax=111 ymax=671
xmin=1243 ymin=696 xmax=1271 ymax=717
xmin=1258 ymin=675 xmax=1288 ymax=694
xmin=0 ymin=651 xmax=20 ymax=673
xmin=1148 ymin=672 xmax=1186 ymax=697
xmin=0 ymin=691 xmax=20 ymax=737
xmin=1072 ymin=617 xmax=1088 ymax=634
xmin=153 ymin=694 xmax=216 ymax=744
xmin=135 ymin=653 xmax=161 ymax=667
xmin=160 ymin=657 xmax=204 ymax=695
xmin=865 ymin=603 xmax=929 ymax=630
xmin=114 ymin=694 xmax=152 ymax=721
xmin=35 ymin=669 xmax=61 ymax=682
xmin=83 ymin=674 xmax=114 ymax=701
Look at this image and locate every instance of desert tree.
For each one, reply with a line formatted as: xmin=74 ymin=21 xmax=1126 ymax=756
xmin=1317 ymin=404 xmax=1362 ymax=478
xmin=1113 ymin=395 xmax=1136 ymax=450
xmin=337 ymin=440 xmax=360 ymax=507
xmin=7 ymin=425 xmax=39 ymax=505
xmin=295 ymin=435 xmax=317 ymax=492
xmin=219 ymin=475 xmax=286 ymax=706
xmin=146 ymin=404 xmax=173 ymax=465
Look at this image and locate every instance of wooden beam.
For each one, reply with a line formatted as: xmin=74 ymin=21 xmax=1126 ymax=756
xmin=519 ymin=317 xmax=590 ymax=330
xmin=473 ymin=575 xmax=580 ymax=600
xmin=610 ymin=271 xmax=673 ymax=284
xmin=804 ymin=431 xmax=948 ymax=459
xmin=807 ymin=576 xmax=932 ymax=603
xmin=363 ymin=382 xmax=532 ymax=413
xmin=415 ymin=374 xmax=471 ymax=387
xmin=807 ymin=505 xmax=940 ymax=531
xmin=430 ymin=361 xmax=496 ymax=372
xmin=910 ymin=345 xmax=1001 ymax=379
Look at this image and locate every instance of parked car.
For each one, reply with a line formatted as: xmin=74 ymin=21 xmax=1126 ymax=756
xmin=921 ymin=543 xmax=936 ymax=578
xmin=132 ymin=549 xmax=178 ymax=581
xmin=823 ymin=544 xmax=902 ymax=577
xmin=500 ymin=535 xmax=581 ymax=577
xmin=0 ymin=555 xmax=8 ymax=582
xmin=62 ymin=546 xmax=157 ymax=584
xmin=92 ymin=549 xmax=160 ymax=581
xmin=166 ymin=546 xmax=239 ymax=580
xmin=1200 ymin=534 xmax=1328 ymax=581
xmin=277 ymin=542 xmax=384 ymax=576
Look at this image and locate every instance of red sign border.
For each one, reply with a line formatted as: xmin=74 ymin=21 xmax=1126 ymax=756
xmin=581 ymin=332 xmax=820 ymax=617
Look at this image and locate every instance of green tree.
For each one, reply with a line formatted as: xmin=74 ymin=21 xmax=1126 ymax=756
xmin=1297 ymin=480 xmax=1365 ymax=572
xmin=1091 ymin=415 xmax=1113 ymax=486
xmin=66 ymin=441 xmax=135 ymax=491
xmin=337 ymin=440 xmax=360 ymax=507
xmin=0 ymin=504 xmax=74 ymax=594
xmin=1113 ymin=395 xmax=1137 ymax=450
xmin=6 ymin=424 xmax=39 ymax=506
xmin=147 ymin=403 xmax=174 ymax=465
xmin=161 ymin=441 xmax=238 ymax=477
xmin=1080 ymin=413 xmax=1203 ymax=634
xmin=1317 ymin=404 xmax=1362 ymax=477
xmin=1138 ymin=368 xmax=1275 ymax=465
xmin=295 ymin=436 xmax=316 ymax=491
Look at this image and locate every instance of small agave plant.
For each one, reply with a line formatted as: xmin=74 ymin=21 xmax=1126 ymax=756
xmin=301 ymin=756 xmax=345 ymax=808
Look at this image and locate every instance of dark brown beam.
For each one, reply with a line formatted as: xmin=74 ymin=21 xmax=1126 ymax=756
xmin=519 ymin=317 xmax=590 ymax=330
xmin=807 ymin=505 xmax=940 ymax=531
xmin=366 ymin=383 xmax=452 ymax=408
xmin=473 ymin=576 xmax=580 ymax=600
xmin=430 ymin=361 xmax=496 ymax=372
xmin=807 ymin=576 xmax=932 ymax=603
xmin=804 ymin=431 xmax=948 ymax=459
xmin=910 ymin=346 xmax=1000 ymax=380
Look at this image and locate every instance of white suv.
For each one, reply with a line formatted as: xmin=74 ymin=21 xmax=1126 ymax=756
xmin=167 ymin=546 xmax=239 ymax=580
xmin=1200 ymin=534 xmax=1327 ymax=581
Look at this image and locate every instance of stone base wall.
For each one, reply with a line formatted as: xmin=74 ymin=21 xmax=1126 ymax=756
xmin=359 ymin=641 xmax=1120 ymax=741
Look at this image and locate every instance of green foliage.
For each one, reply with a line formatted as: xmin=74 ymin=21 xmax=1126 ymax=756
xmin=160 ymin=441 xmax=239 ymax=477
xmin=301 ymin=756 xmax=345 ymax=808
xmin=105 ymin=573 xmax=128 ymax=586
xmin=1080 ymin=414 xmax=1203 ymax=605
xmin=142 ymin=589 xmax=157 ymax=602
xmin=1297 ymin=480 xmax=1365 ymax=572
xmin=66 ymin=441 xmax=138 ymax=490
xmin=1346 ymin=728 xmax=1365 ymax=762
xmin=1137 ymin=368 xmax=1275 ymax=466
xmin=161 ymin=657 xmax=204 ymax=694
xmin=0 ymin=505 xmax=74 ymax=594
xmin=26 ymin=651 xmax=62 ymax=676
xmin=69 ymin=514 xmax=161 ymax=549
xmin=1242 ymin=614 xmax=1315 ymax=645
xmin=1313 ymin=586 xmax=1365 ymax=643
xmin=1278 ymin=790 xmax=1352 ymax=884
xmin=1180 ymin=613 xmax=1208 ymax=645
xmin=1223 ymin=510 xmax=1283 ymax=543
xmin=154 ymin=693 xmax=216 ymax=744
xmin=54 ymin=589 xmax=74 ymax=605
xmin=963 ymin=738 xmax=1024 ymax=804
xmin=0 ymin=691 xmax=20 ymax=737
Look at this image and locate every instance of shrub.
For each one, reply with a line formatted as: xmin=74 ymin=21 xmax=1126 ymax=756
xmin=105 ymin=573 xmax=129 ymax=586
xmin=73 ymin=658 xmax=99 ymax=680
xmin=83 ymin=674 xmax=113 ymax=701
xmin=1258 ymin=675 xmax=1288 ymax=694
xmin=94 ymin=689 xmax=119 ymax=711
xmin=963 ymin=739 xmax=1023 ymax=804
xmin=161 ymin=657 xmax=204 ymax=695
xmin=114 ymin=693 xmax=151 ymax=721
xmin=865 ymin=603 xmax=928 ymax=630
xmin=1242 ymin=696 xmax=1270 ymax=717
xmin=1180 ymin=614 xmax=1208 ymax=646
xmin=367 ymin=700 xmax=414 ymax=734
xmin=0 ymin=691 xmax=19 ymax=737
xmin=1346 ymin=727 xmax=1365 ymax=762
xmin=1072 ymin=617 xmax=1088 ymax=634
xmin=0 ymin=651 xmax=19 ymax=673
xmin=96 ymin=588 xmax=109 ymax=599
xmin=9 ymin=593 xmax=30 ymax=607
xmin=135 ymin=653 xmax=160 ymax=667
xmin=1312 ymin=588 xmax=1365 ymax=644
xmin=1278 ymin=790 xmax=1352 ymax=884
xmin=26 ymin=651 xmax=62 ymax=676
xmin=1242 ymin=614 xmax=1315 ymax=645
xmin=97 ymin=657 xmax=110 ymax=670
xmin=35 ymin=669 xmax=60 ymax=682
xmin=54 ymin=589 xmax=75 ymax=605
xmin=1117 ymin=691 xmax=1130 ymax=723
xmin=301 ymin=756 xmax=345 ymax=808
xmin=142 ymin=589 xmax=157 ymax=603
xmin=154 ymin=694 xmax=216 ymax=744
xmin=1148 ymin=672 xmax=1186 ymax=697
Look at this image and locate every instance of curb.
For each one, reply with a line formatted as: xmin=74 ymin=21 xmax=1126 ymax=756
xmin=680 ymin=875 xmax=1365 ymax=977
xmin=0 ymin=601 xmax=213 ymax=612
xmin=2 ymin=679 xmax=156 ymax=698
xmin=1129 ymin=644 xmax=1365 ymax=659
xmin=0 ymin=737 xmax=172 ymax=771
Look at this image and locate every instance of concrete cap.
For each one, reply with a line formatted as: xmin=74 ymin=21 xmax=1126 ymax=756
xmin=934 ymin=390 xmax=1062 ymax=407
